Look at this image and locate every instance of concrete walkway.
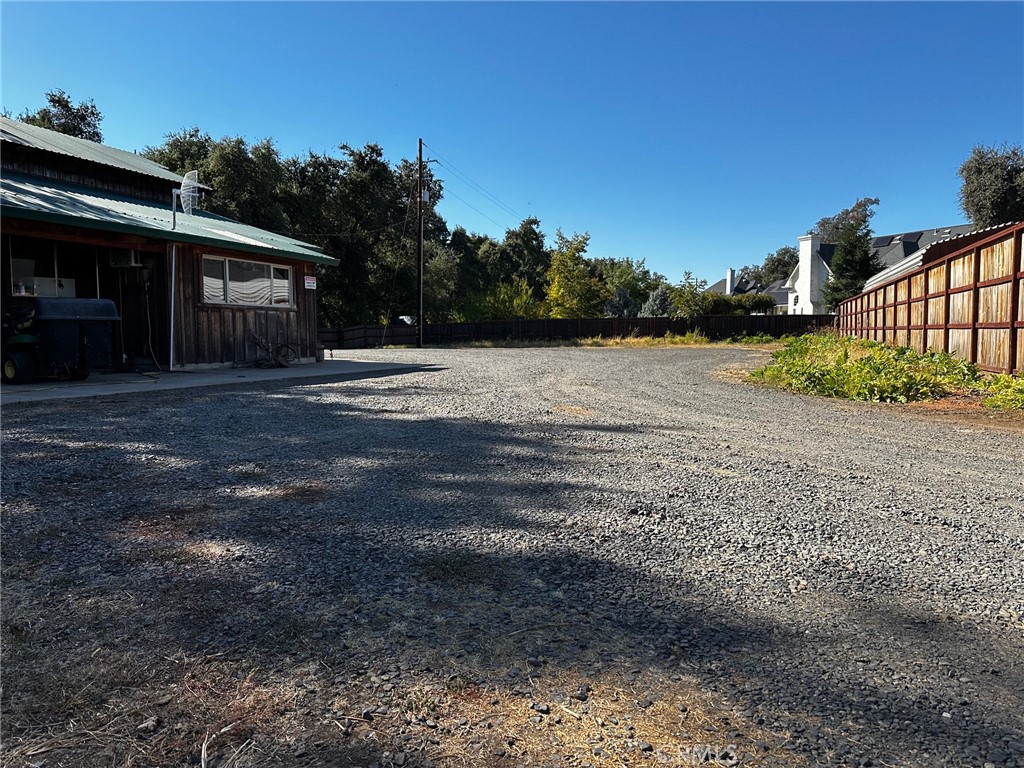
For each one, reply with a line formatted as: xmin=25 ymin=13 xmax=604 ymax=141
xmin=0 ymin=359 xmax=418 ymax=405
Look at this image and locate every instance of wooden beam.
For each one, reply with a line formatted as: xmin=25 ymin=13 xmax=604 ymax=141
xmin=1009 ymin=230 xmax=1022 ymax=374
xmin=1 ymin=216 xmax=165 ymax=252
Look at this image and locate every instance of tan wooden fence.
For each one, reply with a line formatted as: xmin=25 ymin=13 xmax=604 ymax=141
xmin=836 ymin=222 xmax=1023 ymax=374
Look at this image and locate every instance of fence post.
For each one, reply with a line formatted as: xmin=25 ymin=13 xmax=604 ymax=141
xmin=942 ymin=259 xmax=952 ymax=354
xmin=969 ymin=245 xmax=981 ymax=367
xmin=1009 ymin=230 xmax=1022 ymax=374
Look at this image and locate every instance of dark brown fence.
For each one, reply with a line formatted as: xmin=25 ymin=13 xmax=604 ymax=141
xmin=319 ymin=314 xmax=835 ymax=350
xmin=836 ymin=222 xmax=1023 ymax=374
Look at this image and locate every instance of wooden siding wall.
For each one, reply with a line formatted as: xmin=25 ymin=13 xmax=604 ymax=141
xmin=170 ymin=245 xmax=319 ymax=367
xmin=2 ymin=145 xmax=176 ymax=203
xmin=836 ymin=223 xmax=1024 ymax=374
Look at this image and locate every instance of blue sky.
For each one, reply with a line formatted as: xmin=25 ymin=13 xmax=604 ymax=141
xmin=2 ymin=2 xmax=1022 ymax=284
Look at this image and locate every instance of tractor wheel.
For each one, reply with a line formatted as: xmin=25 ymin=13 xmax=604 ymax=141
xmin=2 ymin=351 xmax=36 ymax=384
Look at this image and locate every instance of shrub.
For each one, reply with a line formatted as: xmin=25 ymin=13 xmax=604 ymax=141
xmin=750 ymin=333 xmax=985 ymax=404
xmin=979 ymin=374 xmax=1024 ymax=410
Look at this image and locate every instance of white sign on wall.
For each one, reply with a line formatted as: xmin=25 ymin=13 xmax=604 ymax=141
xmin=304 ymin=275 xmax=317 ymax=290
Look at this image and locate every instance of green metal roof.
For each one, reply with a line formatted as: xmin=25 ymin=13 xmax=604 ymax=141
xmin=1 ymin=172 xmax=338 ymax=266
xmin=0 ymin=116 xmax=186 ymax=184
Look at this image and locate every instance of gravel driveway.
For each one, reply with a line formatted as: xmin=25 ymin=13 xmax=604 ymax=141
xmin=2 ymin=346 xmax=1021 ymax=768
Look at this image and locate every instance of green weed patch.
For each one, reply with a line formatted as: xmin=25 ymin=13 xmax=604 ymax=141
xmin=749 ymin=333 xmax=1022 ymax=408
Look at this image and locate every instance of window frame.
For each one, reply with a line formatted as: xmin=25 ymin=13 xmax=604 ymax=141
xmin=201 ymin=254 xmax=294 ymax=309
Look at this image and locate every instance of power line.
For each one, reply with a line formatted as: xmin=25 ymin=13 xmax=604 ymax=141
xmin=422 ymin=141 xmax=525 ymax=223
xmin=441 ymin=187 xmax=509 ymax=230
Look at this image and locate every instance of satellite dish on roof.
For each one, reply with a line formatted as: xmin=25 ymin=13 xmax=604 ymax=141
xmin=171 ymin=170 xmax=200 ymax=230
xmin=180 ymin=171 xmax=199 ymax=215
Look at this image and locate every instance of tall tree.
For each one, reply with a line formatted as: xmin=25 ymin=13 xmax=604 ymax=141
xmin=545 ymin=231 xmax=606 ymax=318
xmin=484 ymin=217 xmax=550 ymax=299
xmin=17 ymin=89 xmax=103 ymax=142
xmin=821 ymin=215 xmax=882 ymax=310
xmin=810 ymin=197 xmax=880 ymax=243
xmin=588 ymin=257 xmax=666 ymax=307
xmin=143 ymin=127 xmax=214 ymax=175
xmin=604 ymin=286 xmax=639 ymax=318
xmin=639 ymin=285 xmax=673 ymax=317
xmin=958 ymin=143 xmax=1024 ymax=228
xmin=669 ymin=272 xmax=709 ymax=320
xmin=738 ymin=245 xmax=799 ymax=285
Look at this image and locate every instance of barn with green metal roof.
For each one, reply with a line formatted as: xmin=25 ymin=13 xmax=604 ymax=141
xmin=1 ymin=117 xmax=338 ymax=373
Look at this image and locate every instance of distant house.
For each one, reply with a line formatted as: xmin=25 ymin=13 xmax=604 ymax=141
xmin=707 ymin=268 xmax=788 ymax=313
xmin=1 ymin=117 xmax=338 ymax=371
xmin=784 ymin=224 xmax=978 ymax=314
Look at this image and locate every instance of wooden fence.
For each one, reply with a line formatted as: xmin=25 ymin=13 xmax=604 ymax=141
xmin=836 ymin=222 xmax=1023 ymax=374
xmin=319 ymin=314 xmax=835 ymax=350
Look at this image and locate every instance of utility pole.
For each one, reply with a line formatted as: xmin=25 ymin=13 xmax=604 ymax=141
xmin=417 ymin=138 xmax=424 ymax=349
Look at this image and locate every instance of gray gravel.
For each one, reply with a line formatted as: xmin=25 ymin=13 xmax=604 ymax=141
xmin=2 ymin=346 xmax=1022 ymax=767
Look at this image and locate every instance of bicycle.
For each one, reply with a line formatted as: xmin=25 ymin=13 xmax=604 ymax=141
xmin=248 ymin=330 xmax=299 ymax=368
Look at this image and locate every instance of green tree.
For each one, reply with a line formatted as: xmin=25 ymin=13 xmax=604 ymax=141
xmin=821 ymin=215 xmax=882 ymax=310
xmin=639 ymin=285 xmax=673 ymax=317
xmin=588 ymin=257 xmax=665 ymax=307
xmin=484 ymin=218 xmax=550 ymax=299
xmin=448 ymin=227 xmax=497 ymax=307
xmin=545 ymin=231 xmax=606 ymax=318
xmin=17 ymin=89 xmax=103 ymax=142
xmin=669 ymin=272 xmax=710 ymax=320
xmin=464 ymin=277 xmax=542 ymax=320
xmin=739 ymin=245 xmax=799 ymax=285
xmin=424 ymin=244 xmax=460 ymax=321
xmin=958 ymin=143 xmax=1024 ymax=227
xmin=732 ymin=293 xmax=777 ymax=314
xmin=810 ymin=197 xmax=880 ymax=243
xmin=143 ymin=127 xmax=214 ymax=175
xmin=604 ymin=286 xmax=639 ymax=318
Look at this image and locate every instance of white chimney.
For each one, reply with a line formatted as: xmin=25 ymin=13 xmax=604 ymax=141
xmin=725 ymin=268 xmax=735 ymax=295
xmin=795 ymin=234 xmax=822 ymax=314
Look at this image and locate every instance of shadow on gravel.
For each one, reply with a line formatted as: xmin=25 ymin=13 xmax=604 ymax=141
xmin=1 ymin=375 xmax=1021 ymax=767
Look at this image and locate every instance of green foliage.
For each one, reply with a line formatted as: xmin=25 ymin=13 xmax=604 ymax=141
xmin=639 ymin=285 xmax=673 ymax=317
xmin=604 ymin=286 xmax=639 ymax=318
xmin=485 ymin=218 xmax=551 ymax=300
xmin=463 ymin=277 xmax=543 ymax=321
xmin=668 ymin=272 xmax=710 ymax=320
xmin=978 ymin=374 xmax=1024 ymax=410
xmin=725 ymin=332 xmax=789 ymax=344
xmin=751 ymin=333 xmax=983 ymax=403
xmin=732 ymin=292 xmax=777 ymax=314
xmin=821 ymin=209 xmax=883 ymax=311
xmin=809 ymin=197 xmax=880 ymax=243
xmin=545 ymin=231 xmax=607 ymax=318
xmin=738 ymin=245 xmax=798 ymax=286
xmin=957 ymin=143 xmax=1024 ymax=228
xmin=588 ymin=257 xmax=666 ymax=308
xmin=17 ymin=89 xmax=103 ymax=142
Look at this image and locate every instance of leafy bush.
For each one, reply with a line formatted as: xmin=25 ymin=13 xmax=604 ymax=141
xmin=750 ymin=333 xmax=985 ymax=403
xmin=979 ymin=374 xmax=1024 ymax=410
xmin=725 ymin=331 xmax=784 ymax=344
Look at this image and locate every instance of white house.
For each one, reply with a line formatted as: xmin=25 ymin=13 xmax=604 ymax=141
xmin=783 ymin=224 xmax=978 ymax=314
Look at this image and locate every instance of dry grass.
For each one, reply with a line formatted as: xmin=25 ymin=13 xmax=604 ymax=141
xmin=552 ymin=403 xmax=597 ymax=418
xmin=350 ymin=668 xmax=808 ymax=768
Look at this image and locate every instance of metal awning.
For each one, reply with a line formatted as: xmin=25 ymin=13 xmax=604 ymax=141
xmin=1 ymin=172 xmax=338 ymax=266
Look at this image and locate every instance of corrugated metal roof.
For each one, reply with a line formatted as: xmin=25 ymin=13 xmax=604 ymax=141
xmin=0 ymin=116 xmax=185 ymax=184
xmin=1 ymin=172 xmax=338 ymax=266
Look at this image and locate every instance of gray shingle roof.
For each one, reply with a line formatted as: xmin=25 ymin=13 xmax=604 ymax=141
xmin=871 ymin=224 xmax=976 ymax=268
